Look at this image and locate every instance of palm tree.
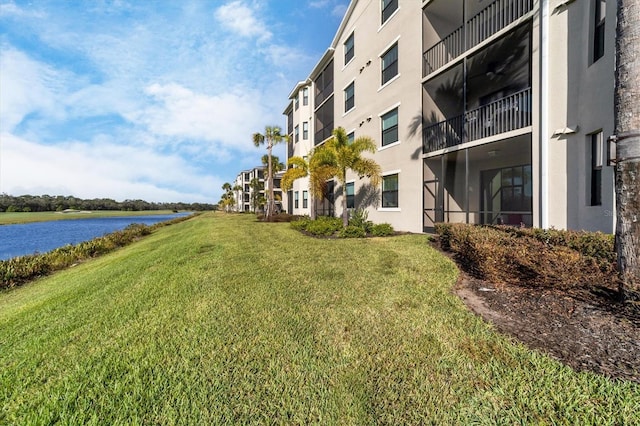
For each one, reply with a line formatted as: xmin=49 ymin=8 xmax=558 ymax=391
xmin=313 ymin=127 xmax=382 ymax=227
xmin=281 ymin=153 xmax=318 ymax=219
xmin=613 ymin=0 xmax=640 ymax=300
xmin=253 ymin=126 xmax=287 ymax=221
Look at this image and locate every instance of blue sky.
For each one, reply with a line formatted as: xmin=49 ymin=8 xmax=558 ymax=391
xmin=0 ymin=0 xmax=349 ymax=204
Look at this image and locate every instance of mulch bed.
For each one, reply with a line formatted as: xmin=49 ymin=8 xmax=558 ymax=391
xmin=453 ymin=267 xmax=640 ymax=384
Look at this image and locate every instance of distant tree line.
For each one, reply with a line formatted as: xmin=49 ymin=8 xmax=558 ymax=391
xmin=0 ymin=194 xmax=216 ymax=213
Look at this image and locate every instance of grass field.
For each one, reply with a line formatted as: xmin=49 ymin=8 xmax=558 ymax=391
xmin=0 ymin=210 xmax=182 ymax=225
xmin=1 ymin=213 xmax=638 ymax=424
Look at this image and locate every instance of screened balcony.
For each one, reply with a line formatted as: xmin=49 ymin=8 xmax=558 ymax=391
xmin=423 ymin=0 xmax=533 ymax=76
xmin=423 ymin=87 xmax=531 ymax=152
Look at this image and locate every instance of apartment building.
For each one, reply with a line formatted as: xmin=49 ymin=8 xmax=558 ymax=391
xmin=284 ymin=81 xmax=315 ymax=216
xmin=234 ymin=167 xmax=266 ymax=213
xmin=283 ymin=0 xmax=616 ymax=234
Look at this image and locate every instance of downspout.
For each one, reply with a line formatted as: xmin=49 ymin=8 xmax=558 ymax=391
xmin=540 ymin=0 xmax=550 ymax=229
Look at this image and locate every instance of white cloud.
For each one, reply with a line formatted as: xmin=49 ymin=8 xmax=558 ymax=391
xmin=0 ymin=47 xmax=66 ymax=132
xmin=214 ymin=1 xmax=272 ymax=42
xmin=0 ymin=132 xmax=220 ymax=202
xmin=0 ymin=1 xmax=45 ymax=18
xmin=137 ymin=82 xmax=275 ymax=154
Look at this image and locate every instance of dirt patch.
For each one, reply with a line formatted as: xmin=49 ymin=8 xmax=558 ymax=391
xmin=454 ymin=273 xmax=640 ymax=383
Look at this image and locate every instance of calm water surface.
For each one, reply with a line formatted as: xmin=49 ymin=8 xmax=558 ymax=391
xmin=0 ymin=213 xmax=188 ymax=261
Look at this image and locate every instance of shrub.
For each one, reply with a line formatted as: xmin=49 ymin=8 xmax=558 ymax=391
xmin=370 ymin=223 xmax=394 ymax=237
xmin=434 ymin=223 xmax=617 ymax=289
xmin=338 ymin=225 xmax=367 ymax=238
xmin=304 ymin=216 xmax=343 ymax=237
xmin=349 ymin=209 xmax=373 ymax=233
xmin=290 ymin=216 xmax=311 ymax=231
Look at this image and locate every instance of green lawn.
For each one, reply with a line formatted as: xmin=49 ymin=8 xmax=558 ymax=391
xmin=1 ymin=213 xmax=638 ymax=424
xmin=0 ymin=210 xmax=181 ymax=225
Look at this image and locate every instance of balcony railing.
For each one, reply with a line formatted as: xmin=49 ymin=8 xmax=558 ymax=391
xmin=423 ymin=0 xmax=533 ymax=76
xmin=423 ymin=26 xmax=464 ymax=76
xmin=423 ymin=87 xmax=531 ymax=153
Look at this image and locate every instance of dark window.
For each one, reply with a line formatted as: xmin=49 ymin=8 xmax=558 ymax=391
xmin=382 ymin=174 xmax=398 ymax=208
xmin=346 ymin=182 xmax=355 ymax=209
xmin=294 ymin=125 xmax=299 ymax=143
xmin=381 ymin=108 xmax=399 ymax=146
xmin=345 ymin=82 xmax=355 ymax=112
xmin=593 ymin=0 xmax=606 ymax=62
xmin=294 ymin=191 xmax=299 ymax=208
xmin=381 ymin=0 xmax=398 ymax=24
xmin=314 ymin=60 xmax=334 ymax=108
xmin=287 ymin=110 xmax=293 ymax=134
xmin=315 ymin=96 xmax=334 ymax=145
xmin=590 ymin=132 xmax=603 ymax=206
xmin=344 ymin=32 xmax=355 ymax=65
xmin=303 ymin=122 xmax=309 ymax=140
xmin=381 ymin=43 xmax=398 ymax=85
xmin=303 ymin=190 xmax=308 ymax=208
xmin=347 ymin=132 xmax=355 ymax=144
xmin=303 ymin=87 xmax=309 ymax=106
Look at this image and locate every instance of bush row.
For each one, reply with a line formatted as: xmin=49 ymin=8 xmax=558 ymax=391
xmin=291 ymin=213 xmax=395 ymax=238
xmin=434 ymin=223 xmax=618 ymax=289
xmin=0 ymin=214 xmax=197 ymax=290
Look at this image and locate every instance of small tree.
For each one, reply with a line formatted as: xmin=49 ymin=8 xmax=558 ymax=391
xmin=253 ymin=126 xmax=287 ymax=221
xmin=249 ymin=177 xmax=265 ymax=213
xmin=312 ymin=127 xmax=382 ymax=227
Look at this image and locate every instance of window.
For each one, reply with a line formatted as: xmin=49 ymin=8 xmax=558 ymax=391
xmin=346 ymin=182 xmax=355 ymax=209
xmin=590 ymin=132 xmax=603 ymax=206
xmin=303 ymin=190 xmax=308 ymax=208
xmin=382 ymin=174 xmax=398 ymax=208
xmin=381 ymin=43 xmax=398 ymax=85
xmin=302 ymin=87 xmax=309 ymax=106
xmin=347 ymin=132 xmax=355 ymax=144
xmin=294 ymin=125 xmax=299 ymax=143
xmin=593 ymin=0 xmax=606 ymax=62
xmin=303 ymin=122 xmax=309 ymax=140
xmin=381 ymin=108 xmax=399 ymax=146
xmin=294 ymin=94 xmax=299 ymax=110
xmin=381 ymin=0 xmax=398 ymax=25
xmin=294 ymin=191 xmax=299 ymax=208
xmin=344 ymin=32 xmax=355 ymax=65
xmin=344 ymin=82 xmax=355 ymax=112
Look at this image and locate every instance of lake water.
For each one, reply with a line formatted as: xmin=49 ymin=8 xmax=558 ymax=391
xmin=0 ymin=213 xmax=189 ymax=261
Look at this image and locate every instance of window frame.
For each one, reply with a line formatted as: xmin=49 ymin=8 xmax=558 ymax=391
xmin=303 ymin=190 xmax=308 ymax=209
xmin=589 ymin=131 xmax=604 ymax=206
xmin=381 ymin=107 xmax=399 ymax=147
xmin=346 ymin=181 xmax=355 ymax=209
xmin=381 ymin=43 xmax=398 ymax=86
xmin=381 ymin=0 xmax=398 ymax=25
xmin=344 ymin=32 xmax=355 ymax=65
xmin=294 ymin=124 xmax=299 ymax=143
xmin=593 ymin=0 xmax=606 ymax=63
xmin=344 ymin=81 xmax=355 ymax=113
xmin=302 ymin=121 xmax=309 ymax=140
xmin=381 ymin=173 xmax=399 ymax=209
xmin=294 ymin=191 xmax=299 ymax=209
xmin=302 ymin=87 xmax=309 ymax=106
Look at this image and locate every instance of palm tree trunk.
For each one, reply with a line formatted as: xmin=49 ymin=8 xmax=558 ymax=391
xmin=614 ymin=0 xmax=640 ymax=300
xmin=340 ymin=176 xmax=348 ymax=228
xmin=267 ymin=143 xmax=274 ymax=221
